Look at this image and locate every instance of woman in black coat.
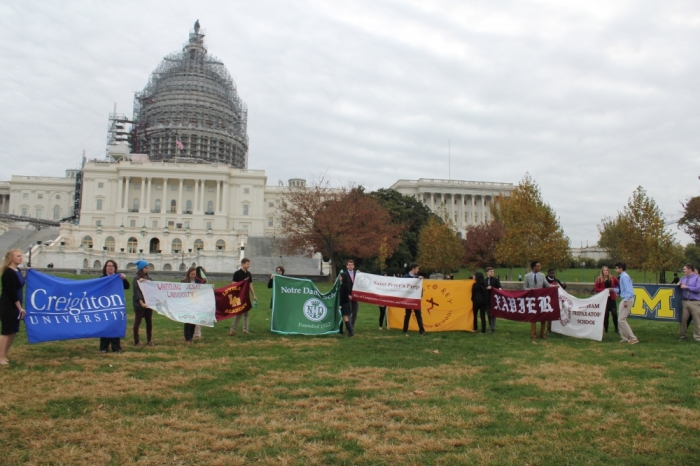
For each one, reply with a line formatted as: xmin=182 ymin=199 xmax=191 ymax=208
xmin=99 ymin=260 xmax=130 ymax=353
xmin=267 ymin=266 xmax=285 ymax=309
xmin=471 ymin=272 xmax=489 ymax=333
xmin=0 ymin=249 xmax=27 ymax=365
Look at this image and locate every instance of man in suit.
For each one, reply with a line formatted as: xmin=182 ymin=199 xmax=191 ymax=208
xmin=485 ymin=267 xmax=502 ymax=333
xmin=523 ymin=260 xmax=557 ymax=340
xmin=339 ymin=259 xmax=359 ymax=335
xmin=403 ymin=263 xmax=426 ymax=336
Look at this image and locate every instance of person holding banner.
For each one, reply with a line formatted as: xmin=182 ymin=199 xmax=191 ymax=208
xmin=132 ymin=260 xmax=155 ymax=347
xmin=403 ymin=263 xmax=426 ymax=336
xmin=524 ymin=260 xmax=556 ymax=340
xmin=193 ymin=266 xmax=208 ymax=339
xmin=230 ymin=258 xmax=257 ymax=336
xmin=339 ymin=270 xmax=355 ymax=337
xmin=339 ymin=260 xmax=358 ymax=335
xmin=268 ymin=266 xmax=285 ymax=308
xmin=99 ymin=260 xmax=130 ymax=353
xmin=678 ymin=263 xmax=700 ymax=341
xmin=182 ymin=267 xmax=206 ymax=343
xmin=485 ymin=267 xmax=502 ymax=333
xmin=615 ymin=262 xmax=639 ymax=345
xmin=594 ymin=266 xmax=619 ymax=334
xmin=471 ymin=272 xmax=489 ymax=333
xmin=0 ymin=249 xmax=26 ymax=365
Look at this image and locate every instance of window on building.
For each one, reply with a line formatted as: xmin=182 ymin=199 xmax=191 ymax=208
xmin=206 ymin=221 xmax=212 ymax=230
xmin=268 ymin=217 xmax=274 ymax=227
xmin=172 ymin=185 xmax=178 ymax=191
xmin=208 ymin=187 xmax=214 ymax=192
xmin=95 ymin=219 xmax=102 ymax=227
xmin=243 ymin=204 xmax=249 ymax=216
xmin=155 ymin=199 xmax=161 ymax=212
xmin=98 ymin=182 xmax=104 ymax=188
xmin=268 ymin=202 xmax=274 ymax=208
xmin=170 ymin=200 xmax=176 ymax=213
xmin=53 ymin=205 xmax=60 ymax=220
xmin=194 ymin=239 xmax=204 ymax=251
xmin=215 ymin=240 xmax=225 ymax=251
xmin=243 ymin=224 xmax=248 ymax=230
xmin=184 ymin=221 xmax=190 ymax=229
xmin=36 ymin=208 xmax=42 ymax=219
xmin=21 ymin=208 xmax=27 ymax=216
xmin=104 ymin=237 xmax=115 ymax=252
xmin=244 ymin=188 xmax=250 ymax=194
xmin=56 ymin=195 xmax=60 ymax=200
xmin=207 ymin=201 xmax=213 ymax=213
xmin=22 ymin=193 xmax=28 ymax=199
xmin=127 ymin=237 xmax=138 ymax=254
xmin=155 ymin=184 xmax=162 ymax=191
xmin=132 ymin=198 xmax=139 ymax=211
xmin=163 ymin=263 xmax=172 ymax=271
xmin=186 ymin=186 xmax=193 ymax=192
xmin=130 ymin=219 xmax=136 ymax=227
xmin=96 ymin=199 xmax=103 ymax=211
xmin=168 ymin=221 xmax=175 ymax=227
xmin=38 ymin=194 xmax=43 ymax=199
xmin=134 ymin=184 xmax=140 ymax=190
xmin=186 ymin=200 xmax=192 ymax=212
xmin=152 ymin=220 xmax=158 ymax=228
xmin=172 ymin=238 xmax=182 ymax=253
xmin=82 ymin=235 xmax=93 ymax=249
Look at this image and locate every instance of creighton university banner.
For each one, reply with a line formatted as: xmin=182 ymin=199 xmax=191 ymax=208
xmin=628 ymin=285 xmax=682 ymax=322
xmin=25 ymin=270 xmax=127 ymax=343
xmin=490 ymin=287 xmax=561 ymax=322
xmin=351 ymin=271 xmax=423 ymax=309
xmin=388 ymin=280 xmax=474 ymax=332
xmin=551 ymin=289 xmax=609 ymax=341
xmin=139 ymin=281 xmax=216 ymax=327
xmin=214 ymin=280 xmax=252 ymax=321
xmin=271 ymin=275 xmax=341 ymax=335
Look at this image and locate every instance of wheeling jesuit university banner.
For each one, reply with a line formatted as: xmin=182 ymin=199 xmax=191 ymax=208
xmin=139 ymin=281 xmax=217 ymax=327
xmin=490 ymin=288 xmax=561 ymax=322
xmin=24 ymin=270 xmax=127 ymax=343
xmin=270 ymin=275 xmax=341 ymax=335
xmin=388 ymin=279 xmax=474 ymax=332
xmin=351 ymin=271 xmax=423 ymax=309
xmin=551 ymin=289 xmax=609 ymax=341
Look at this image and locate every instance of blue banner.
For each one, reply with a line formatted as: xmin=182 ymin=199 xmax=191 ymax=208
xmin=25 ymin=270 xmax=127 ymax=343
xmin=629 ymin=285 xmax=682 ymax=322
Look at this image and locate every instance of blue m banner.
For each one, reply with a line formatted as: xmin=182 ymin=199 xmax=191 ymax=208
xmin=25 ymin=270 xmax=127 ymax=343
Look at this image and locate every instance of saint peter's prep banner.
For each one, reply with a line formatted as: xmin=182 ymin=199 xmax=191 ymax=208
xmin=388 ymin=279 xmax=474 ymax=332
xmin=551 ymin=289 xmax=609 ymax=341
xmin=351 ymin=271 xmax=423 ymax=309
xmin=25 ymin=270 xmax=127 ymax=343
xmin=271 ymin=275 xmax=341 ymax=335
xmin=139 ymin=281 xmax=216 ymax=327
xmin=490 ymin=288 xmax=561 ymax=322
xmin=628 ymin=285 xmax=682 ymax=322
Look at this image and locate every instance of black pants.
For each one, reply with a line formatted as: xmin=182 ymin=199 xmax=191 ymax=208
xmin=184 ymin=323 xmax=196 ymax=341
xmin=133 ymin=308 xmax=153 ymax=344
xmin=379 ymin=306 xmax=386 ymax=328
xmin=604 ymin=299 xmax=618 ymax=332
xmin=99 ymin=338 xmax=121 ymax=352
xmin=473 ymin=302 xmax=488 ymax=332
xmin=339 ymin=301 xmax=359 ymax=334
xmin=403 ymin=309 xmax=425 ymax=334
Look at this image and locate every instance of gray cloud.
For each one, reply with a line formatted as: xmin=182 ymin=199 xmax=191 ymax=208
xmin=1 ymin=0 xmax=697 ymax=245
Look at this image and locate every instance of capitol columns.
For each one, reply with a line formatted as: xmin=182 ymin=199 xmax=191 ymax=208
xmin=194 ymin=179 xmax=200 ymax=213
xmin=116 ymin=175 xmax=123 ymax=211
xmin=215 ymin=179 xmax=221 ymax=213
xmin=178 ymin=178 xmax=184 ymax=213
xmin=125 ymin=176 xmax=131 ymax=210
xmin=142 ymin=177 xmax=152 ymax=213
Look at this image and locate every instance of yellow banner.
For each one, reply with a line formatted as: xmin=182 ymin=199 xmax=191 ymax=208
xmin=388 ymin=279 xmax=474 ymax=332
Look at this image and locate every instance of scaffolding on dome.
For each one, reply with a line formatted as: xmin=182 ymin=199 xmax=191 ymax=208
xmin=131 ymin=22 xmax=249 ymax=168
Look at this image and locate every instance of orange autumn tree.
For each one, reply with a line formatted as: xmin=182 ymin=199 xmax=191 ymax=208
xmin=417 ymin=217 xmax=464 ymax=277
xmin=492 ymin=174 xmax=571 ymax=280
xmin=277 ymin=178 xmax=404 ymax=279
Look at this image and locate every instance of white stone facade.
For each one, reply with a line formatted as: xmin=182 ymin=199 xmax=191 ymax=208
xmin=7 ymin=172 xmax=77 ymax=220
xmin=390 ymin=178 xmax=514 ymax=236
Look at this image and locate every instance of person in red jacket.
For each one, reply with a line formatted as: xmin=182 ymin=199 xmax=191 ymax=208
xmin=594 ymin=266 xmax=620 ymax=334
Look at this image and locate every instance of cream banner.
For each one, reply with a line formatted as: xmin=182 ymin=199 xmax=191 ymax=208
xmin=551 ymin=288 xmax=609 ymax=341
xmin=350 ymin=271 xmax=423 ymax=309
xmin=139 ymin=281 xmax=217 ymax=327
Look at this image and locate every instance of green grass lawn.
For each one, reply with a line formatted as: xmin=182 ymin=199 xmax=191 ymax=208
xmin=1 ymin=275 xmax=699 ymax=465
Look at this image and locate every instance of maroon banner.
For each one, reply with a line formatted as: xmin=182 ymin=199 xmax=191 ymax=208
xmin=490 ymin=288 xmax=560 ymax=322
xmin=215 ymin=280 xmax=251 ymax=321
xmin=350 ymin=290 xmax=422 ymax=309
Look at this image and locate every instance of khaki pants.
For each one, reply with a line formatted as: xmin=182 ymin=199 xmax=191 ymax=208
xmin=618 ymin=297 xmax=637 ymax=342
xmin=230 ymin=311 xmax=249 ymax=333
xmin=680 ymin=300 xmax=700 ymax=341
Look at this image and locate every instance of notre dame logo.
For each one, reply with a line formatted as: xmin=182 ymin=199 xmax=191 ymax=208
xmin=630 ymin=287 xmax=677 ymax=319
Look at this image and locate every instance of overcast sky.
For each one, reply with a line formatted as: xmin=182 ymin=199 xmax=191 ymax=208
xmin=1 ymin=0 xmax=698 ymax=245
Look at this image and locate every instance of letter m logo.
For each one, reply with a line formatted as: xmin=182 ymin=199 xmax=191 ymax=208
xmin=631 ymin=288 xmax=675 ymax=319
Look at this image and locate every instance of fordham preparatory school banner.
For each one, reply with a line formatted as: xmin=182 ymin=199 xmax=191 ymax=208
xmin=25 ymin=270 xmax=127 ymax=343
xmin=490 ymin=287 xmax=561 ymax=322
xmin=388 ymin=279 xmax=474 ymax=332
xmin=551 ymin=289 xmax=609 ymax=341
xmin=271 ymin=275 xmax=341 ymax=335
xmin=351 ymin=271 xmax=423 ymax=309
xmin=139 ymin=281 xmax=216 ymax=327
xmin=214 ymin=280 xmax=252 ymax=321
xmin=628 ymin=285 xmax=683 ymax=322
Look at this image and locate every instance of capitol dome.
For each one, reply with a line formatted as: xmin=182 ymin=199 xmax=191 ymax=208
xmin=131 ymin=21 xmax=249 ymax=168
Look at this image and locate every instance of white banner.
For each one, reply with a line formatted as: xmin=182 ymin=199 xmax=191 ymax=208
xmin=139 ymin=281 xmax=216 ymax=327
xmin=551 ymin=288 xmax=609 ymax=341
xmin=350 ymin=271 xmax=423 ymax=309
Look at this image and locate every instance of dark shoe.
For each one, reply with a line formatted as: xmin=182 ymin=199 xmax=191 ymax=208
xmin=490 ymin=329 xmax=495 ymax=334
xmin=114 ymin=349 xmax=123 ymax=353
xmin=481 ymin=330 xmax=486 ymax=334
xmin=615 ymin=329 xmax=620 ymax=334
xmin=680 ymin=336 xmax=687 ymax=340
xmin=420 ymin=332 xmax=427 ymax=336
xmin=146 ymin=341 xmax=155 ymax=347
xmin=100 ymin=350 xmax=108 ymax=353
xmin=134 ymin=342 xmax=142 ymax=347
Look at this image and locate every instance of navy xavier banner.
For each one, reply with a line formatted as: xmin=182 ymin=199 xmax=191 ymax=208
xmin=628 ymin=285 xmax=683 ymax=322
xmin=25 ymin=270 xmax=127 ymax=343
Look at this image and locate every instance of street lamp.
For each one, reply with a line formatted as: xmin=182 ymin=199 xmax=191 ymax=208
xmin=582 ymin=262 xmax=586 ymax=282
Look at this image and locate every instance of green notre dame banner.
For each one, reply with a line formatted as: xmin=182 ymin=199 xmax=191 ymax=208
xmin=271 ymin=275 xmax=341 ymax=335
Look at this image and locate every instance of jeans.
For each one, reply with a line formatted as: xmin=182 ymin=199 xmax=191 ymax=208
xmin=184 ymin=323 xmax=196 ymax=341
xmin=604 ymin=299 xmax=619 ymax=332
xmin=133 ymin=308 xmax=153 ymax=344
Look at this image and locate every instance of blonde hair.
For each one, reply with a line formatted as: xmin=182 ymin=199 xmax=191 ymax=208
xmin=0 ymin=249 xmax=23 ymax=275
xmin=596 ymin=266 xmax=611 ymax=284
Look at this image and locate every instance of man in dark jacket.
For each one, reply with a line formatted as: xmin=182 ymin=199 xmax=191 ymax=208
xmin=403 ymin=263 xmax=426 ymax=336
xmin=485 ymin=267 xmax=502 ymax=333
xmin=339 ymin=259 xmax=358 ymax=334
